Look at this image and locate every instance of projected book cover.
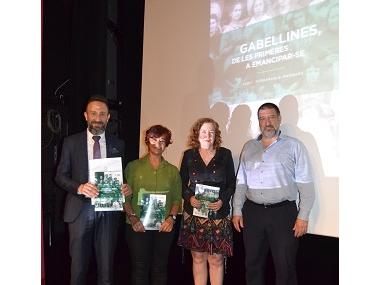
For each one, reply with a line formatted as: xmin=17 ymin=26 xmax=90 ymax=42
xmin=193 ymin=184 xmax=220 ymax=218
xmin=89 ymin=157 xmax=125 ymax=211
xmin=140 ymin=0 xmax=339 ymax=236
xmin=209 ymin=0 xmax=338 ymax=106
xmin=207 ymin=2 xmax=339 ymax=235
xmin=140 ymin=194 xmax=166 ymax=230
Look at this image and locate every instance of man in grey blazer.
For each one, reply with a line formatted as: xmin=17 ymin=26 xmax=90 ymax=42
xmin=55 ymin=96 xmax=131 ymax=285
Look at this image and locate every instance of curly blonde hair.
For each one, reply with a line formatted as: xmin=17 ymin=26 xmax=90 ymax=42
xmin=188 ymin=118 xmax=222 ymax=149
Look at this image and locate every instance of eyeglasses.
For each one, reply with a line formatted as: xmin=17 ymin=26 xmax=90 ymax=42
xmin=148 ymin=137 xmax=166 ymax=145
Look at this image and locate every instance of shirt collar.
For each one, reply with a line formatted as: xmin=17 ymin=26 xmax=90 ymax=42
xmin=87 ymin=129 xmax=106 ymax=141
xmin=256 ymin=130 xmax=282 ymax=141
xmin=142 ymin=154 xmax=168 ymax=168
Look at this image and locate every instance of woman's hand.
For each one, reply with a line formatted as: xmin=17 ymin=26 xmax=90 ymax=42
xmin=208 ymin=199 xmax=223 ymax=211
xmin=130 ymin=216 xmax=145 ymax=232
xmin=190 ymin=196 xmax=201 ymax=209
xmin=160 ymin=217 xmax=174 ymax=232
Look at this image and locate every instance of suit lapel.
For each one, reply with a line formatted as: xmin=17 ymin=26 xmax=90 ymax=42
xmin=106 ymin=133 xmax=118 ymax=158
xmin=78 ymin=131 xmax=89 ymax=175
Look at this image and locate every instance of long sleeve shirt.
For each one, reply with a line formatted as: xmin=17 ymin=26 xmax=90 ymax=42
xmin=180 ymin=147 xmax=236 ymax=219
xmin=233 ymin=133 xmax=315 ymax=220
xmin=124 ymin=155 xmax=182 ymax=223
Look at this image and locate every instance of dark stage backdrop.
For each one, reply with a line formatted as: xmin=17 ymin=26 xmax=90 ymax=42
xmin=41 ymin=0 xmax=338 ymax=284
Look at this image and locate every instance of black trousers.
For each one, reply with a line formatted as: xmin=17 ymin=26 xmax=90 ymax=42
xmin=242 ymin=200 xmax=299 ymax=285
xmin=125 ymin=224 xmax=175 ymax=285
xmin=68 ymin=203 xmax=120 ymax=285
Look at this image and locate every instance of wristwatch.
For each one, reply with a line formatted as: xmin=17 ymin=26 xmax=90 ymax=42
xmin=128 ymin=212 xmax=137 ymax=218
xmin=168 ymin=214 xmax=177 ymax=223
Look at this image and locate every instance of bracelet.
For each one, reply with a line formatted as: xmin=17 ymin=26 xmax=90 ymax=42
xmin=127 ymin=212 xmax=137 ymax=218
xmin=167 ymin=214 xmax=177 ymax=223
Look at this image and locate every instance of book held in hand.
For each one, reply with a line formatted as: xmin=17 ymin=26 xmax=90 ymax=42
xmin=89 ymin=157 xmax=125 ymax=211
xmin=193 ymin=184 xmax=220 ymax=218
xmin=140 ymin=194 xmax=166 ymax=230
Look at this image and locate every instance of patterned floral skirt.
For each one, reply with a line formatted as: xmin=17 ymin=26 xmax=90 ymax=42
xmin=178 ymin=211 xmax=233 ymax=257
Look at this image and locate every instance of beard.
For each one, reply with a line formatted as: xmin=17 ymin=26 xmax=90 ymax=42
xmin=88 ymin=121 xmax=107 ymax=135
xmin=261 ymin=126 xmax=279 ymax=139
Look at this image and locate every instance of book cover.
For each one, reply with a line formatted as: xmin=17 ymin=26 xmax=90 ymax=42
xmin=193 ymin=184 xmax=220 ymax=218
xmin=89 ymin=157 xmax=125 ymax=211
xmin=140 ymin=193 xmax=166 ymax=230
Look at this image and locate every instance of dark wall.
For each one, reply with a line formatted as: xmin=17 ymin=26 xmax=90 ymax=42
xmin=41 ymin=0 xmax=338 ymax=284
xmin=117 ymin=0 xmax=145 ymax=164
xmin=42 ymin=1 xmax=144 ymax=279
xmin=42 ymin=0 xmax=109 ymax=134
xmin=42 ymin=0 xmax=73 ymax=251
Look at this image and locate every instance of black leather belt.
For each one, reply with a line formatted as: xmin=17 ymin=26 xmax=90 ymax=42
xmin=247 ymin=199 xmax=293 ymax=208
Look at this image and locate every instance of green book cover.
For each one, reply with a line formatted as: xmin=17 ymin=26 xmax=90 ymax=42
xmin=193 ymin=184 xmax=220 ymax=218
xmin=89 ymin=157 xmax=125 ymax=211
xmin=140 ymin=194 xmax=166 ymax=230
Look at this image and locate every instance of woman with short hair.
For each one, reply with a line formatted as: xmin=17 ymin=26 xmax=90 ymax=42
xmin=124 ymin=125 xmax=182 ymax=285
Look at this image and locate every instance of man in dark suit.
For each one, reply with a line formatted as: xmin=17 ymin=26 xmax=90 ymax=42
xmin=55 ymin=96 xmax=131 ymax=285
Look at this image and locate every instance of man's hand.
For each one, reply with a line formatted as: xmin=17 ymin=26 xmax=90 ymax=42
xmin=121 ymin=183 xmax=132 ymax=197
xmin=78 ymin=183 xmax=99 ymax=198
xmin=232 ymin=215 xmax=244 ymax=232
xmin=293 ymin=218 xmax=308 ymax=237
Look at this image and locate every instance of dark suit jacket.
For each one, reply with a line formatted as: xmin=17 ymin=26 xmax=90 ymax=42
xmin=55 ymin=131 xmax=125 ymax=223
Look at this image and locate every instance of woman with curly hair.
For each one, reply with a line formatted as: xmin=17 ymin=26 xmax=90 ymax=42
xmin=178 ymin=118 xmax=236 ymax=285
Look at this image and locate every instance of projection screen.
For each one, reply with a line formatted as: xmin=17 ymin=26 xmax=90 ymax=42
xmin=140 ymin=0 xmax=338 ymax=237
